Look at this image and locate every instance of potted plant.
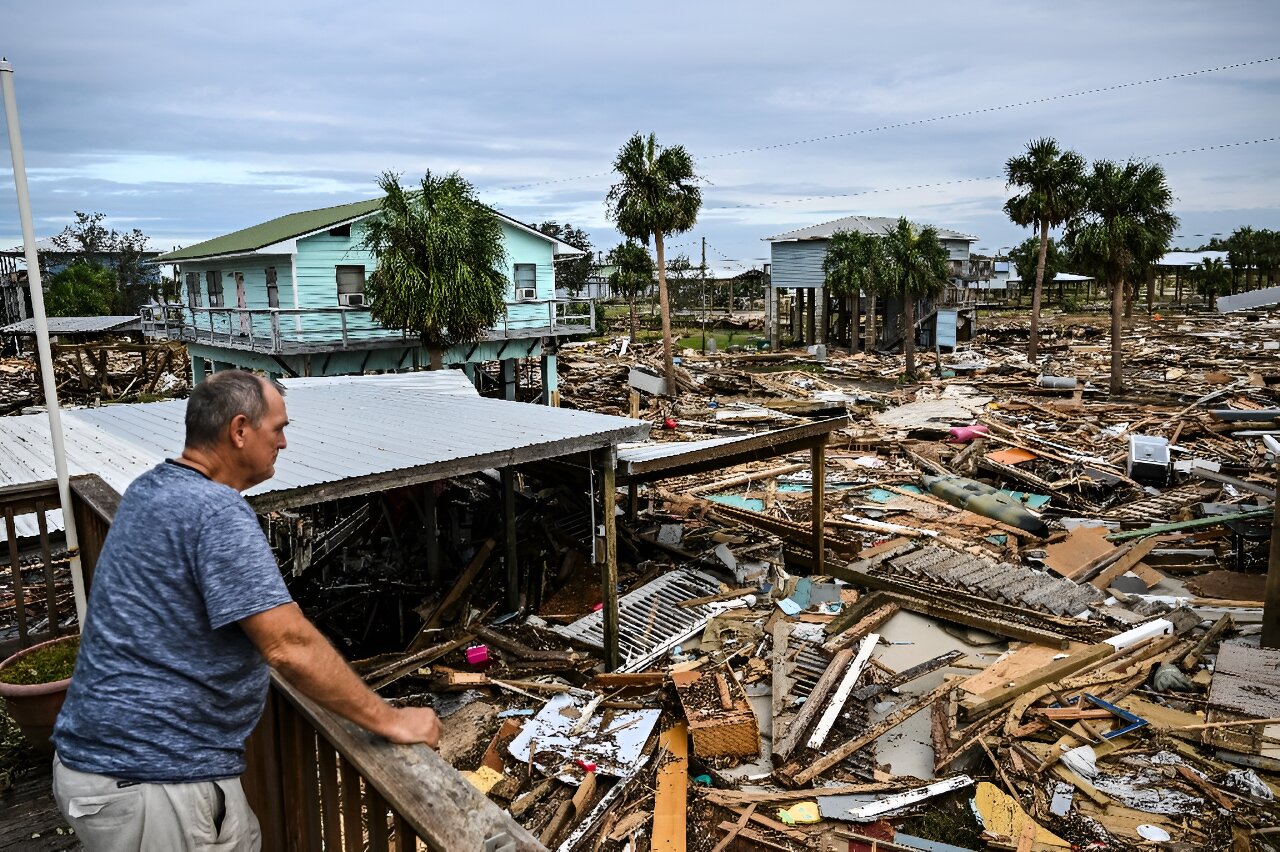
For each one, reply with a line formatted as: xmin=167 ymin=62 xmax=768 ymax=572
xmin=0 ymin=634 xmax=79 ymax=753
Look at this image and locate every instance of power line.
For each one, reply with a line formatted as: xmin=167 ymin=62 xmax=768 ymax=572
xmin=497 ymin=56 xmax=1280 ymax=192
xmin=701 ymin=136 xmax=1280 ymax=211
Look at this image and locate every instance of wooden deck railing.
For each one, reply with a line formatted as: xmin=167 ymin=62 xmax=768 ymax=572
xmin=0 ymin=475 xmax=118 ymax=657
xmin=244 ymin=675 xmax=543 ymax=852
xmin=139 ymin=300 xmax=595 ymax=355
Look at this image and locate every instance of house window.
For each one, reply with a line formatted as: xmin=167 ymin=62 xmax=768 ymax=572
xmin=328 ymin=224 xmax=351 ymax=238
xmin=266 ymin=267 xmax=280 ymax=308
xmin=206 ymin=271 xmax=224 ymax=307
xmin=185 ymin=272 xmax=202 ymax=308
xmin=336 ymin=265 xmax=366 ymax=307
xmin=514 ymin=264 xmax=536 ymax=300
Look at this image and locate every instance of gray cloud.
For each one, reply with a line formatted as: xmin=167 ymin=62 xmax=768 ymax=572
xmin=1 ymin=0 xmax=1278 ymax=265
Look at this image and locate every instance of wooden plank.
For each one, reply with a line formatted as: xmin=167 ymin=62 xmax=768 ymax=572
xmin=653 ymin=724 xmax=688 ymax=852
xmin=601 ymin=447 xmax=620 ymax=672
xmin=407 ymin=539 xmax=495 ymax=651
xmin=958 ymin=642 xmax=1091 ymax=696
xmin=807 ymin=634 xmax=879 ymax=750
xmin=822 ymin=603 xmax=897 ymax=652
xmin=366 ymin=784 xmax=391 ymax=850
xmin=961 ymin=644 xmax=1112 ymax=718
xmin=271 ymin=675 xmax=543 ymax=851
xmin=1089 ymin=538 xmax=1158 ymax=589
xmin=316 ymin=746 xmax=343 ymax=851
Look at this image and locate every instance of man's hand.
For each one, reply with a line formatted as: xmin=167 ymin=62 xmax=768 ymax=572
xmin=384 ymin=706 xmax=441 ymax=749
xmin=242 ymin=603 xmax=442 ymax=748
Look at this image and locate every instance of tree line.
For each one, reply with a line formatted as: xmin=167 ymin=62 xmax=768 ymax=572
xmin=39 ymin=211 xmax=167 ymax=317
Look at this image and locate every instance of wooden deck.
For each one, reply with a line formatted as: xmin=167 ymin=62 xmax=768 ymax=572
xmin=0 ymin=760 xmax=78 ymax=851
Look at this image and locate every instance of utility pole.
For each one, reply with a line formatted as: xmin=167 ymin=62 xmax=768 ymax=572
xmin=1 ymin=59 xmax=87 ymax=624
xmin=700 ymin=236 xmax=708 ymax=355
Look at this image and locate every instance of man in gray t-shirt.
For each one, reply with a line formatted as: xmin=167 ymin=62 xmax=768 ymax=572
xmin=52 ymin=371 xmax=440 ymax=851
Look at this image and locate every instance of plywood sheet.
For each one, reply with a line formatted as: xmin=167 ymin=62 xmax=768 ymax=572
xmin=653 ymin=724 xmax=688 ymax=852
xmin=973 ymin=781 xmax=1070 ymax=848
xmin=1042 ymin=526 xmax=1112 ymax=579
xmin=987 ymin=447 xmax=1038 ymax=465
xmin=958 ymin=641 xmax=1092 ymax=696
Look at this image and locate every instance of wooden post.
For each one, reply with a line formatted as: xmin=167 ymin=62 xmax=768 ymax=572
xmin=599 ymin=447 xmax=620 ymax=671
xmin=502 ymin=467 xmax=519 ymax=612
xmin=811 ymin=439 xmax=826 ymax=575
xmin=1264 ymin=450 xmax=1280 ymax=649
xmin=424 ymin=484 xmax=440 ymax=585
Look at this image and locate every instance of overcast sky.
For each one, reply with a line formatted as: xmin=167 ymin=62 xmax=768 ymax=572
xmin=2 ymin=1 xmax=1279 ymax=274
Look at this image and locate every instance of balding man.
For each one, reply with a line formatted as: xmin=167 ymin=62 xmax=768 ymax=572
xmin=52 ymin=370 xmax=439 ymax=851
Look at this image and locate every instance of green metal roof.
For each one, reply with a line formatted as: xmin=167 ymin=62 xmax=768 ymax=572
xmin=156 ymin=197 xmax=384 ymax=262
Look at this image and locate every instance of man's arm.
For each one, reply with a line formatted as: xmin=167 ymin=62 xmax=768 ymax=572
xmin=240 ymin=603 xmax=440 ymax=748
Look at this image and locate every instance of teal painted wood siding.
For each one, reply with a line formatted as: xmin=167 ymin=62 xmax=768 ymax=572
xmin=178 ymin=215 xmax=560 ymax=343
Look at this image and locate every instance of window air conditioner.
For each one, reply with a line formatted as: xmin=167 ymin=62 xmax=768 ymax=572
xmin=516 ymin=287 xmax=536 ymax=301
xmin=338 ymin=292 xmax=365 ymax=307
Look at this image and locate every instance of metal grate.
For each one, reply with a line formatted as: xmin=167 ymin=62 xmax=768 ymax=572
xmin=552 ymin=568 xmax=725 ymax=672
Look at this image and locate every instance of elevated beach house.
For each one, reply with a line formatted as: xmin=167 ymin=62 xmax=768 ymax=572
xmin=147 ymin=198 xmax=590 ymax=404
xmin=765 ymin=214 xmax=978 ymax=351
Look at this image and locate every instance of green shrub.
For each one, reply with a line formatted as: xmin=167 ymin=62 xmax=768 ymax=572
xmin=0 ymin=637 xmax=79 ymax=685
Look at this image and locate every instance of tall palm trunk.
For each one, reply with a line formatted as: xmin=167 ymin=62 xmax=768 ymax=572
xmin=1028 ymin=220 xmax=1049 ymax=363
xmin=903 ymin=292 xmax=916 ymax=379
xmin=654 ymin=232 xmax=676 ymax=395
xmin=864 ymin=293 xmax=878 ymax=353
xmin=1110 ymin=276 xmax=1125 ymax=394
xmin=628 ymin=298 xmax=638 ymax=343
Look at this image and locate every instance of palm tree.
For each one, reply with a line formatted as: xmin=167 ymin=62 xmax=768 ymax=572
xmin=1066 ymin=160 xmax=1178 ymax=394
xmin=361 ymin=171 xmax=508 ymax=366
xmin=606 ymin=240 xmax=654 ymax=343
xmin=1225 ymin=227 xmax=1257 ymax=293
xmin=1004 ymin=138 xmax=1087 ymax=363
xmin=823 ymin=229 xmax=888 ymax=353
xmin=880 ymin=218 xmax=950 ymax=379
xmin=606 ymin=133 xmax=702 ymax=395
xmin=1192 ymin=256 xmax=1231 ymax=302
xmin=1007 ymin=235 xmax=1063 ymax=306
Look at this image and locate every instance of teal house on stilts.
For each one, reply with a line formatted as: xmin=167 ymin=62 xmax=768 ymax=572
xmin=145 ymin=198 xmax=592 ymax=404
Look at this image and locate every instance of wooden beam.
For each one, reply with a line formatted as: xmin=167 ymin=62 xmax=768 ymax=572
xmin=785 ymin=681 xmax=953 ymax=787
xmin=600 ymin=447 xmax=620 ymax=672
xmin=270 ymin=674 xmax=542 ymax=851
xmin=653 ymin=724 xmax=688 ymax=852
xmin=811 ymin=439 xmax=826 ymax=575
xmin=502 ymin=466 xmax=519 ymax=612
xmin=960 ymin=644 xmax=1112 ymax=718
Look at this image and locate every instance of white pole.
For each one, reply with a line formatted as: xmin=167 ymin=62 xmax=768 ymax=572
xmin=1 ymin=59 xmax=88 ymax=626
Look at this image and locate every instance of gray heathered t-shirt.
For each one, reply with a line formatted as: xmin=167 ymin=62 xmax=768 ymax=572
xmin=52 ymin=461 xmax=293 ymax=783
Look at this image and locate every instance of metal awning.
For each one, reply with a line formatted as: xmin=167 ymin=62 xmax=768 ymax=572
xmin=615 ymin=417 xmax=846 ymax=485
xmin=0 ymin=370 xmax=649 ymax=538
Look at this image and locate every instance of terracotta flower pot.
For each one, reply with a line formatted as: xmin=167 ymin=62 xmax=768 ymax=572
xmin=0 ymin=634 xmax=78 ymax=753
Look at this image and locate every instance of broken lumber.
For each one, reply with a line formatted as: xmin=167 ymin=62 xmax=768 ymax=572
xmin=409 ymin=538 xmax=496 ymax=650
xmin=960 ymin=644 xmax=1112 ymax=718
xmin=772 ymin=644 xmax=855 ymax=763
xmin=807 ymin=633 xmax=878 ymax=750
xmin=653 ymin=724 xmax=688 ymax=852
xmin=785 ymin=680 xmax=953 ymax=787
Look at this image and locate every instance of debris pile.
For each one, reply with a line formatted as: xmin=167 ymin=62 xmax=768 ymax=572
xmin=309 ymin=311 xmax=1280 ymax=849
xmin=0 ymin=341 xmax=189 ymax=414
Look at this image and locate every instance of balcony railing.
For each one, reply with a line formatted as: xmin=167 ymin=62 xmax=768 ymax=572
xmin=0 ymin=476 xmax=118 ymax=657
xmin=140 ymin=299 xmax=595 ymax=355
xmin=0 ymin=475 xmax=543 ymax=849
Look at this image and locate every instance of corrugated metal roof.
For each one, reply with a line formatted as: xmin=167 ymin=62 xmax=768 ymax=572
xmin=156 ymin=198 xmax=583 ymax=263
xmin=1 ymin=369 xmax=648 ymax=540
xmin=616 ymin=435 xmax=745 ymax=465
xmin=766 ymin=215 xmax=978 ymax=243
xmin=1157 ymin=250 xmax=1230 ymax=268
xmin=1 ymin=316 xmax=140 ymax=335
xmin=616 ymin=418 xmax=846 ymax=483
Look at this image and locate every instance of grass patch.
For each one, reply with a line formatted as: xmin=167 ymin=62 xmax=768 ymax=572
xmin=0 ymin=636 xmax=78 ymax=685
xmin=899 ymin=800 xmax=985 ymax=847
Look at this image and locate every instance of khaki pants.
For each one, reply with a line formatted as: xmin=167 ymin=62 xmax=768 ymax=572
xmin=52 ymin=753 xmax=262 ymax=851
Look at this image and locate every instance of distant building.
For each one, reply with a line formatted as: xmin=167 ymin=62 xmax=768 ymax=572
xmin=146 ymin=197 xmax=589 ymax=404
xmin=764 ymin=214 xmax=978 ymax=350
